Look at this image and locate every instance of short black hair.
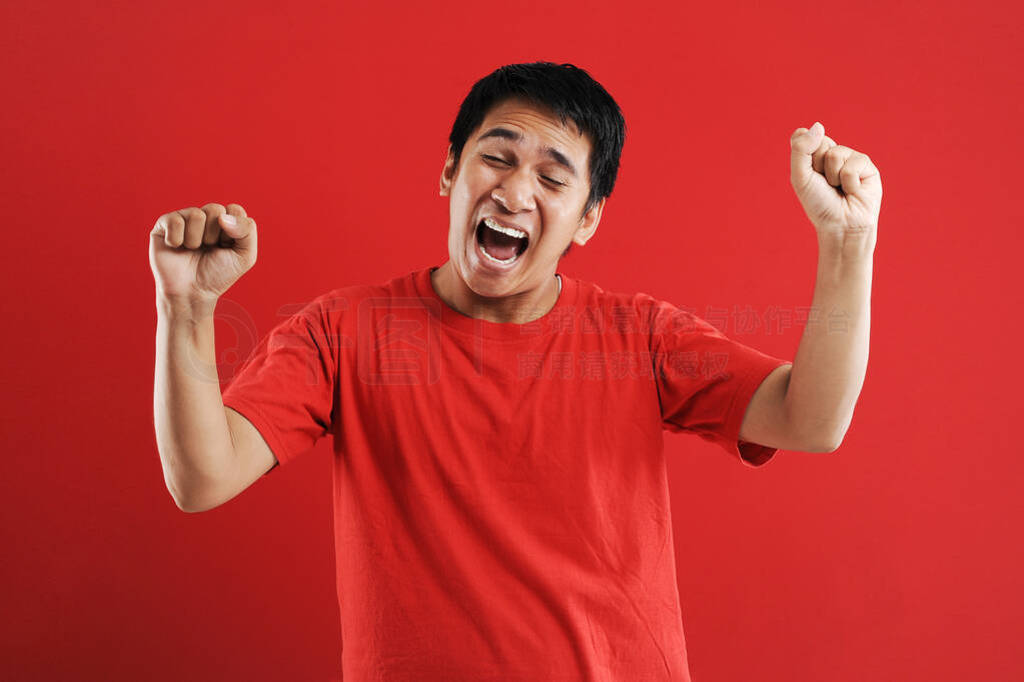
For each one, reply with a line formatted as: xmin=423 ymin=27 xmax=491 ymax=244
xmin=448 ymin=62 xmax=626 ymax=217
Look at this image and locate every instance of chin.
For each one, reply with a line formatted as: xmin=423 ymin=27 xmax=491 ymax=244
xmin=461 ymin=270 xmax=517 ymax=300
xmin=455 ymin=245 xmax=522 ymax=298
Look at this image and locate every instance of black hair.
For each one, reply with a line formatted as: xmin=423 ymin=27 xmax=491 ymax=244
xmin=448 ymin=62 xmax=626 ymax=218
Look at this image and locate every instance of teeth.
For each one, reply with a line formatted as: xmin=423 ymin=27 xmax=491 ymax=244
xmin=483 ymin=217 xmax=527 ymax=239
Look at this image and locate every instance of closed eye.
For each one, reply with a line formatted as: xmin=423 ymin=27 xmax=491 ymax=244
xmin=483 ymin=155 xmax=565 ymax=187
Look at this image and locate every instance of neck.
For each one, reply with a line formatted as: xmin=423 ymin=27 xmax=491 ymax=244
xmin=430 ymin=261 xmax=561 ymax=324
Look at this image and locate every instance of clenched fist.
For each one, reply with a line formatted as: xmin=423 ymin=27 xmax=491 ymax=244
xmin=789 ymin=122 xmax=881 ymax=252
xmin=149 ymin=203 xmax=257 ymax=306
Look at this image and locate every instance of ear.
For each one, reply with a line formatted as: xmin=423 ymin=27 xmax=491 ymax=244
xmin=572 ymin=197 xmax=605 ymax=246
xmin=439 ymin=145 xmax=456 ymax=197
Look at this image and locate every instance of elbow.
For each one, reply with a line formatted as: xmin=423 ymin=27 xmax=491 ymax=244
xmin=164 ymin=465 xmax=229 ymax=514
xmin=791 ymin=427 xmax=844 ymax=453
xmin=818 ymin=438 xmax=842 ymax=453
xmin=792 ymin=417 xmax=849 ymax=454
xmin=161 ymin=465 xmax=198 ymax=513
xmin=173 ymin=489 xmax=218 ymax=513
xmin=815 ymin=428 xmax=847 ymax=453
xmin=169 ymin=477 xmax=230 ymax=513
xmin=165 ymin=476 xmax=193 ymax=513
xmin=168 ymin=481 xmax=206 ymax=513
xmin=170 ymin=489 xmax=198 ymax=513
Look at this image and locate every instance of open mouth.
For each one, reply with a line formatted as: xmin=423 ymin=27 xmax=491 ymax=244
xmin=476 ymin=217 xmax=529 ymax=265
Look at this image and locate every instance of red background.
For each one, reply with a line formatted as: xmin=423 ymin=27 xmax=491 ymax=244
xmin=2 ymin=0 xmax=1021 ymax=680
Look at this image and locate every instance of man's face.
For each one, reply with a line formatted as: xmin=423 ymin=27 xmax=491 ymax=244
xmin=439 ymin=97 xmax=604 ymax=300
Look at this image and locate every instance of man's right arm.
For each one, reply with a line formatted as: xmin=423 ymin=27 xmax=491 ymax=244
xmin=154 ymin=298 xmax=276 ymax=513
xmin=150 ymin=204 xmax=271 ymax=512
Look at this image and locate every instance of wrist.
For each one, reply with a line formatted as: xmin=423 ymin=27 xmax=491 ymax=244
xmin=817 ymin=231 xmax=876 ymax=265
xmin=156 ymin=290 xmax=218 ymax=320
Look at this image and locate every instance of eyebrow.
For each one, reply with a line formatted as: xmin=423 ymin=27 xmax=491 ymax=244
xmin=476 ymin=127 xmax=578 ymax=178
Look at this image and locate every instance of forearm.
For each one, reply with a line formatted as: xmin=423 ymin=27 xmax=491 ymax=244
xmin=153 ymin=296 xmax=236 ymax=510
xmin=784 ymin=240 xmax=873 ymax=450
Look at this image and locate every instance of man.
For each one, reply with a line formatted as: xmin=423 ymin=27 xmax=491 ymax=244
xmin=150 ymin=62 xmax=880 ymax=681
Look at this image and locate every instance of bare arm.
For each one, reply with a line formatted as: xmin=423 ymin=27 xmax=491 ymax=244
xmin=153 ymin=296 xmax=238 ymax=512
xmin=150 ymin=203 xmax=266 ymax=512
xmin=738 ymin=246 xmax=872 ymax=453
xmin=739 ymin=123 xmax=880 ymax=454
xmin=783 ymin=248 xmax=871 ymax=451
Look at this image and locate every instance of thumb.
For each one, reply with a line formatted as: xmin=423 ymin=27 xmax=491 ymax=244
xmin=218 ymin=212 xmax=256 ymax=251
xmin=790 ymin=121 xmax=823 ymax=190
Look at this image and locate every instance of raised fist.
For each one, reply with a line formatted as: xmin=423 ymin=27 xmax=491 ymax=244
xmin=149 ymin=203 xmax=258 ymax=305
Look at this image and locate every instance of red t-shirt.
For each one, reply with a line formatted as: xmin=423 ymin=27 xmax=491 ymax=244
xmin=221 ymin=265 xmax=791 ymax=681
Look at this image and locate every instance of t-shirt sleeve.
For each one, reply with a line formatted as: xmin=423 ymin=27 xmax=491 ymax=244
xmin=647 ymin=296 xmax=792 ymax=468
xmin=221 ymin=295 xmax=337 ymax=475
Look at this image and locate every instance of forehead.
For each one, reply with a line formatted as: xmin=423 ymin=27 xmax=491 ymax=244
xmin=473 ymin=97 xmax=591 ymax=160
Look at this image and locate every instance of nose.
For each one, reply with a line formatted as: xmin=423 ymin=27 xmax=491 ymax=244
xmin=491 ymin=167 xmax=536 ymax=212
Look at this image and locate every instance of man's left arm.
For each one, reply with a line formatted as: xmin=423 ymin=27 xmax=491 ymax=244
xmin=739 ymin=121 xmax=882 ymax=453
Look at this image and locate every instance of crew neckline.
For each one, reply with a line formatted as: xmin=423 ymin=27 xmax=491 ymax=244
xmin=413 ymin=266 xmax=578 ymax=340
